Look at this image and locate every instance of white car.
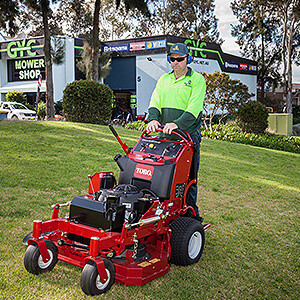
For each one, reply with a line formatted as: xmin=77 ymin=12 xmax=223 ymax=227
xmin=0 ymin=102 xmax=37 ymax=121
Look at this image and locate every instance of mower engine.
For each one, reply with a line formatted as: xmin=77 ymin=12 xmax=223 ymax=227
xmin=69 ymin=183 xmax=156 ymax=233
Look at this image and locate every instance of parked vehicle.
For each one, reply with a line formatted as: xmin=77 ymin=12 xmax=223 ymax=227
xmin=0 ymin=102 xmax=37 ymax=121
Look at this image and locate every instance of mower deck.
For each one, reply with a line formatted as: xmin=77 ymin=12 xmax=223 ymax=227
xmin=114 ymin=245 xmax=169 ymax=286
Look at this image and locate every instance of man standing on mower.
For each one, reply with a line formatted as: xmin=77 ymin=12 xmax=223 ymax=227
xmin=146 ymin=43 xmax=206 ymax=220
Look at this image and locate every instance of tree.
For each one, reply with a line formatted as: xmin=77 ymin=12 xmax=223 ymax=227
xmin=90 ymin=0 xmax=149 ymax=81
xmin=55 ymin=0 xmax=132 ymax=40
xmin=77 ymin=41 xmax=111 ymax=80
xmin=168 ymin=0 xmax=222 ymax=43
xmin=131 ymin=0 xmax=222 ymax=44
xmin=0 ymin=0 xmax=19 ymax=36
xmin=267 ymin=0 xmax=300 ymax=114
xmin=231 ymin=0 xmax=282 ymax=103
xmin=54 ymin=0 xmax=93 ymax=39
xmin=201 ymin=72 xmax=253 ymax=132
xmin=130 ymin=0 xmax=175 ymax=37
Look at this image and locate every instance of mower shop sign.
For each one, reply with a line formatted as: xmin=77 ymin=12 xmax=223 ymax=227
xmin=8 ymin=57 xmax=45 ymax=82
xmin=134 ymin=164 xmax=154 ymax=180
xmin=103 ymin=44 xmax=129 ymax=53
xmin=130 ymin=42 xmax=146 ymax=51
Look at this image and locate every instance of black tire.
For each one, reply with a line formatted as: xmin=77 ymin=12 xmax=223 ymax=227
xmin=11 ymin=115 xmax=18 ymax=121
xmin=170 ymin=217 xmax=205 ymax=266
xmin=24 ymin=240 xmax=58 ymax=275
xmin=80 ymin=259 xmax=115 ymax=295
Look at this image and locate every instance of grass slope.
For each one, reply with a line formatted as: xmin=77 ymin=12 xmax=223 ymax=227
xmin=0 ymin=121 xmax=299 ymax=300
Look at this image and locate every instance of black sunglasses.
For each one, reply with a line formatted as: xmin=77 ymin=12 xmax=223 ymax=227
xmin=170 ymin=56 xmax=187 ymax=62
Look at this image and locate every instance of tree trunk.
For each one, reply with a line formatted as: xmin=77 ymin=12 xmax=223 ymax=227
xmin=41 ymin=0 xmax=55 ymax=120
xmin=286 ymin=20 xmax=294 ymax=114
xmin=91 ymin=0 xmax=101 ymax=81
xmin=281 ymin=3 xmax=288 ymax=112
xmin=260 ymin=28 xmax=265 ymax=102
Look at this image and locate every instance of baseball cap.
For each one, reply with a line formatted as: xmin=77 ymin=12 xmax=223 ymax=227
xmin=169 ymin=43 xmax=189 ymax=56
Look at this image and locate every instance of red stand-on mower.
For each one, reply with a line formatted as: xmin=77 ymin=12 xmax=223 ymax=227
xmin=23 ymin=125 xmax=210 ymax=295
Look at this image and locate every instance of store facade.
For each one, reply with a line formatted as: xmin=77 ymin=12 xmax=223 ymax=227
xmin=1 ymin=35 xmax=257 ymax=115
xmin=0 ymin=36 xmax=79 ymax=103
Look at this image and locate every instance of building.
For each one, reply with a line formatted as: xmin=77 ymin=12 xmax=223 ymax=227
xmin=0 ymin=36 xmax=77 ymax=104
xmin=0 ymin=35 xmax=257 ymax=115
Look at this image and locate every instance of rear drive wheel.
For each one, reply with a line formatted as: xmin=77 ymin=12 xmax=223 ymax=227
xmin=170 ymin=217 xmax=205 ymax=266
xmin=24 ymin=240 xmax=58 ymax=274
xmin=80 ymin=259 xmax=115 ymax=295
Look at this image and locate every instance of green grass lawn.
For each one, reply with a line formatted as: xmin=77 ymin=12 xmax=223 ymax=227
xmin=0 ymin=121 xmax=299 ymax=300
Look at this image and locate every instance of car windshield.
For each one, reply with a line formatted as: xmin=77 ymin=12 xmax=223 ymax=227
xmin=11 ymin=103 xmax=28 ymax=110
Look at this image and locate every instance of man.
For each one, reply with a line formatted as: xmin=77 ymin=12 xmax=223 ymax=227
xmin=146 ymin=43 xmax=206 ymax=219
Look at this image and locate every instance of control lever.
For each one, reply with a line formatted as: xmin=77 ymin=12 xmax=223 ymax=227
xmin=160 ymin=143 xmax=175 ymax=159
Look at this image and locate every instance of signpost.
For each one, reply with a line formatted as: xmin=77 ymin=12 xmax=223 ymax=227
xmin=36 ymin=75 xmax=42 ymax=112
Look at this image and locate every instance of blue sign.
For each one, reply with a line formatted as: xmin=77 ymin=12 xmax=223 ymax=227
xmin=146 ymin=40 xmax=166 ymax=50
xmin=249 ymin=65 xmax=257 ymax=71
xmin=224 ymin=61 xmax=239 ymax=69
xmin=103 ymin=44 xmax=129 ymax=52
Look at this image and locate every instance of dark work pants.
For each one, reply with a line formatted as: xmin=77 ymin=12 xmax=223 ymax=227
xmin=186 ymin=131 xmax=201 ymax=216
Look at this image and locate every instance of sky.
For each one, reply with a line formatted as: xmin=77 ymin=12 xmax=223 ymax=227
xmin=214 ymin=0 xmax=300 ymax=83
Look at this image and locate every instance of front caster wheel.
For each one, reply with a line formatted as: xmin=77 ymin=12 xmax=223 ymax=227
xmin=80 ymin=259 xmax=115 ymax=295
xmin=24 ymin=240 xmax=58 ymax=274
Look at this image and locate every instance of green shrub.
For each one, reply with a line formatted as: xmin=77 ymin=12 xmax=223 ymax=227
xmin=37 ymin=102 xmax=46 ymax=120
xmin=125 ymin=120 xmax=147 ymax=131
xmin=25 ymin=102 xmax=36 ymax=111
xmin=201 ymin=123 xmax=300 ymax=153
xmin=237 ymin=101 xmax=269 ymax=134
xmin=62 ymin=80 xmax=113 ymax=124
xmin=5 ymin=90 xmax=25 ymax=103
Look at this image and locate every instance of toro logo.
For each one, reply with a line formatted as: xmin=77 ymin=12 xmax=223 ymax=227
xmin=134 ymin=164 xmax=154 ymax=180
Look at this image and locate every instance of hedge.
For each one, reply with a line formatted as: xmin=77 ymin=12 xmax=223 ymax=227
xmin=62 ymin=80 xmax=113 ymax=124
xmin=201 ymin=124 xmax=300 ymax=154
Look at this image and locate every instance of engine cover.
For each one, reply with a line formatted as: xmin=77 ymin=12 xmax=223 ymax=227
xmin=69 ymin=195 xmax=125 ymax=231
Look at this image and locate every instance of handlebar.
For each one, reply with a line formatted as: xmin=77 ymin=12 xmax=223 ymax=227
xmin=141 ymin=128 xmax=191 ymax=143
xmin=108 ymin=124 xmax=130 ymax=155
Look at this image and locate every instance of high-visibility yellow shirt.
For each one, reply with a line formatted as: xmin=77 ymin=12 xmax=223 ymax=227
xmin=148 ymin=67 xmax=206 ymax=134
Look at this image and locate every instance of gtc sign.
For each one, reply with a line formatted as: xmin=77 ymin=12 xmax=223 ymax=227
xmin=184 ymin=39 xmax=207 ymax=58
xmin=7 ymin=39 xmax=38 ymax=58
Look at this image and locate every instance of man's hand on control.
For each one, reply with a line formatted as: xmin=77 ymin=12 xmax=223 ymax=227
xmin=146 ymin=120 xmax=161 ymax=133
xmin=163 ymin=122 xmax=178 ymax=135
